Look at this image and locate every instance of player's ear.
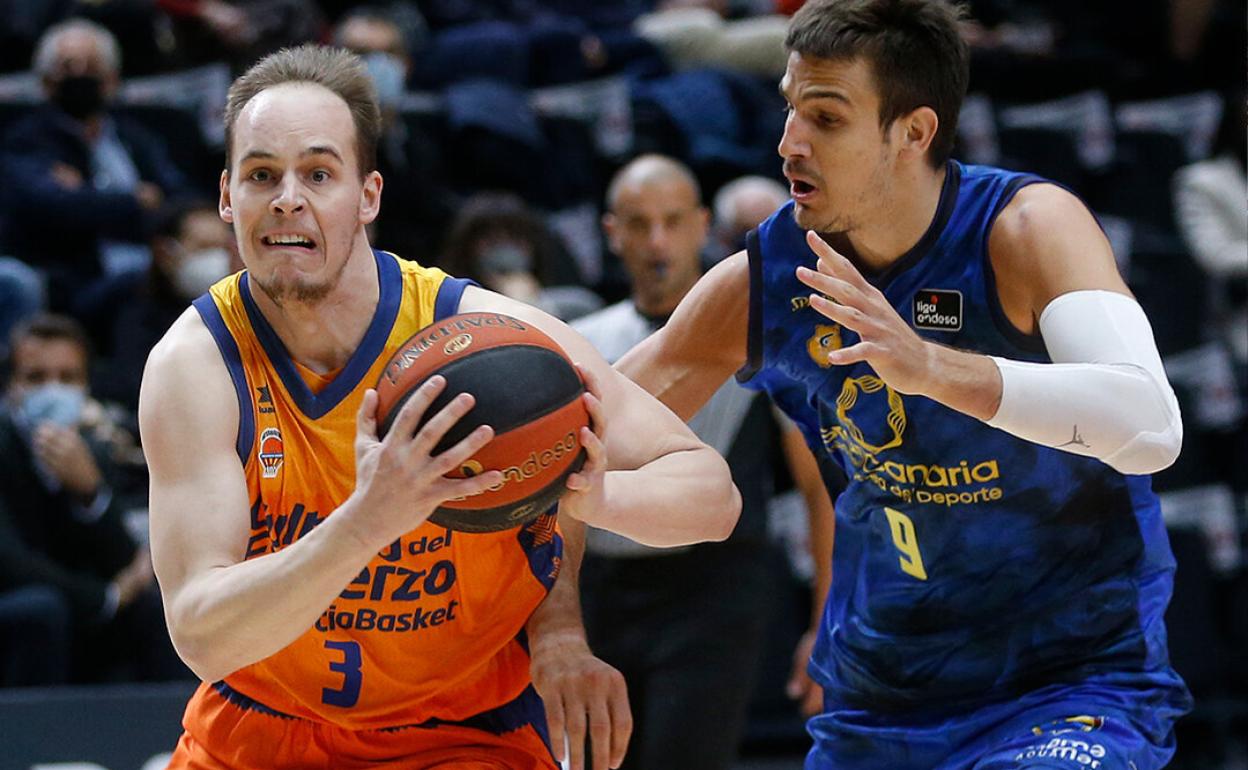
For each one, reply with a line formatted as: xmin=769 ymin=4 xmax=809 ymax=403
xmin=359 ymin=170 xmax=382 ymax=225
xmin=897 ymin=106 xmax=938 ymax=161
xmin=219 ymin=169 xmax=233 ymax=224
xmin=602 ymin=212 xmax=620 ymax=252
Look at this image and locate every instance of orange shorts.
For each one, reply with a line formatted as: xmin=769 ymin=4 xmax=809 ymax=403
xmin=167 ymin=682 xmax=559 ymax=770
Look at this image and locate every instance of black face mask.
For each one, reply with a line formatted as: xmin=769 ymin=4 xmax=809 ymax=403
xmin=52 ymin=74 xmax=106 ymax=120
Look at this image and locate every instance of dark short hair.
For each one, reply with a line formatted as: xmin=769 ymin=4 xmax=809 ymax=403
xmin=224 ymin=44 xmax=382 ymax=176
xmin=7 ymin=313 xmax=91 ymax=378
xmin=786 ymin=0 xmax=969 ymax=167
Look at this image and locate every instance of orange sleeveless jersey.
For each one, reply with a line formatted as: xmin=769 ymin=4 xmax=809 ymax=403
xmin=186 ymin=250 xmax=563 ymax=731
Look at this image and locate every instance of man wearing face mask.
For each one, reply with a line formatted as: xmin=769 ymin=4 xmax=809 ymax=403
xmin=332 ymin=7 xmax=457 ymax=262
xmin=96 ymin=199 xmax=235 ymax=410
xmin=0 ymin=314 xmax=186 ymax=684
xmin=0 ymin=18 xmax=190 ymax=313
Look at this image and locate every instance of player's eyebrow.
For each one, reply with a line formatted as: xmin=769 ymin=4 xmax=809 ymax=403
xmin=238 ymin=146 xmax=345 ymax=164
xmin=780 ymin=82 xmax=851 ymax=105
xmin=302 ymin=146 xmax=344 ymax=164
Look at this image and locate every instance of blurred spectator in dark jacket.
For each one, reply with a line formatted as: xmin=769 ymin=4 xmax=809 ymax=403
xmin=410 ymin=0 xmax=665 ymax=88
xmin=0 ymin=314 xmax=186 ymax=684
xmin=90 ymin=199 xmax=233 ymax=410
xmin=0 ymin=19 xmax=190 ymax=313
xmin=333 ymin=6 xmax=458 ymax=261
xmin=439 ymin=192 xmax=603 ymax=321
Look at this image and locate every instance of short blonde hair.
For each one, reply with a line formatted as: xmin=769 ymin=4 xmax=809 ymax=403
xmin=224 ymin=44 xmax=381 ymax=176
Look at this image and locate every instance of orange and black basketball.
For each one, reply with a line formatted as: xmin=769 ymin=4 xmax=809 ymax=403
xmin=374 ymin=311 xmax=589 ymax=532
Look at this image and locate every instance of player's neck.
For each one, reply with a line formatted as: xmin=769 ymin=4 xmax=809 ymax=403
xmin=841 ymin=162 xmax=947 ymax=275
xmin=252 ymin=241 xmax=380 ymax=374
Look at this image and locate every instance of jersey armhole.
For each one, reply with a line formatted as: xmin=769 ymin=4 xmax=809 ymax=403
xmin=735 ymin=228 xmax=765 ymax=383
xmin=192 ymin=294 xmax=255 ymax=467
xmin=434 ymin=276 xmax=478 ymax=320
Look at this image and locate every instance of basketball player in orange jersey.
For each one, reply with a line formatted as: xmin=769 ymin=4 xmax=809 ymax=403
xmin=138 ymin=45 xmax=740 ymax=770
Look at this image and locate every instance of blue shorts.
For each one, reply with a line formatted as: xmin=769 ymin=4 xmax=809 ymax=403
xmin=806 ymin=682 xmax=1188 ymax=770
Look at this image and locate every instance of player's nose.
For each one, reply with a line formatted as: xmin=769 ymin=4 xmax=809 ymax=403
xmin=778 ymin=113 xmax=811 ymax=160
xmin=270 ymin=177 xmax=306 ymax=216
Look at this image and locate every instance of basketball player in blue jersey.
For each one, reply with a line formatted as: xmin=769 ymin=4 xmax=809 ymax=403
xmin=618 ymin=1 xmax=1193 ymax=768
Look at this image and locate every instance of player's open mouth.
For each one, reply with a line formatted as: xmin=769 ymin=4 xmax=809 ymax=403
xmin=261 ymin=233 xmax=317 ymax=250
xmin=790 ymin=180 xmax=818 ymax=199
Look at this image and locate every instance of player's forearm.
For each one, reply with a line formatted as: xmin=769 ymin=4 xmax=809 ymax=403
xmin=526 ymin=516 xmax=589 ymax=651
xmin=915 ymin=342 xmax=1004 ymax=420
xmin=589 ymin=447 xmax=740 ymax=547
xmin=167 ymin=503 xmax=379 ymax=681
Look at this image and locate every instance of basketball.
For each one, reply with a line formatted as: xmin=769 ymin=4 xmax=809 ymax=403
xmin=374 ymin=311 xmax=589 ymax=532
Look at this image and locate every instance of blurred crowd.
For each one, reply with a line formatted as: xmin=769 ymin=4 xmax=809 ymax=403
xmin=0 ymin=0 xmax=1243 ymax=765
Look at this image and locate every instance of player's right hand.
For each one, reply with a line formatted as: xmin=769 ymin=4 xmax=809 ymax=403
xmin=349 ymin=377 xmax=503 ymax=546
xmin=786 ymin=628 xmax=822 ymax=717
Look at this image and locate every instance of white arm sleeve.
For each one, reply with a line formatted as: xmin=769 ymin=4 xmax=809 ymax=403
xmin=985 ymin=290 xmax=1183 ymax=474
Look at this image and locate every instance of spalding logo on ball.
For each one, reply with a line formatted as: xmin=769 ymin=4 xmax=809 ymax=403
xmin=374 ymin=312 xmax=589 ymax=532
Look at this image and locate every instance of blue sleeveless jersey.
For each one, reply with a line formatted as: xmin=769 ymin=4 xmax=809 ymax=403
xmin=741 ymin=162 xmax=1190 ymax=724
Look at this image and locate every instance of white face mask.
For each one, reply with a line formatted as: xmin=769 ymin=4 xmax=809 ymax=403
xmin=14 ymin=382 xmax=86 ymax=429
xmin=172 ymin=247 xmax=231 ymax=299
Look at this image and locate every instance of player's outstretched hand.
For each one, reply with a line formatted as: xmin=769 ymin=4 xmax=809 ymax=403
xmin=559 ymin=364 xmax=608 ymax=524
xmin=350 ymin=379 xmax=503 ymax=546
xmin=530 ymin=631 xmax=631 ymax=770
xmin=795 ymin=230 xmax=935 ymax=395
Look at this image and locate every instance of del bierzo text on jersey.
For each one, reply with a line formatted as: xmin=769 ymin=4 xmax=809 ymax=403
xmin=823 ymin=425 xmax=1004 ymax=507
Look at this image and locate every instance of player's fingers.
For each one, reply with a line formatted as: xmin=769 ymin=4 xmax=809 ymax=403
xmin=802 ymin=684 xmax=822 ymax=717
xmin=805 ymin=230 xmax=870 ymax=289
xmin=439 ymin=472 xmax=505 ymax=504
xmin=410 ymin=391 xmax=475 ymax=457
xmin=356 ymin=389 xmax=379 ymax=442
xmin=582 ymin=386 xmax=608 ymax=439
xmin=429 ymin=423 xmax=495 ymax=478
xmin=544 ymin=692 xmax=567 ymax=762
xmin=824 ymin=341 xmax=871 ymax=367
xmin=565 ymin=698 xmax=588 ymax=770
xmin=576 ymin=362 xmax=604 ymax=404
xmin=607 ymin=674 xmax=632 ymax=768
xmin=386 ymin=375 xmax=446 ymax=444
xmin=796 ymin=266 xmax=862 ymax=308
xmin=567 ymin=427 xmax=605 ymax=492
xmin=809 ymin=294 xmax=870 ymax=332
xmin=589 ymin=694 xmax=611 ymax=770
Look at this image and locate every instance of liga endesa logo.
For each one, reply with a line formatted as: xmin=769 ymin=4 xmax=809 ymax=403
xmin=456 ymin=431 xmax=579 ymax=495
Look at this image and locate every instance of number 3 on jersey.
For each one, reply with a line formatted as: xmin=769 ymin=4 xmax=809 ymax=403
xmin=884 ymin=507 xmax=928 ymax=581
xmin=323 ymin=640 xmax=362 ymax=707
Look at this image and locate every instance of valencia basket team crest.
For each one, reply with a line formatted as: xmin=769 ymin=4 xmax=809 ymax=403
xmin=258 ymin=427 xmax=284 ymax=479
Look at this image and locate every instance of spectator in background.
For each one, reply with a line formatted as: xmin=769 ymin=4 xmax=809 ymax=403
xmin=1174 ymin=92 xmax=1247 ymax=378
xmin=439 ymin=192 xmax=603 ymax=321
xmin=0 ymin=315 xmax=186 ymax=684
xmin=635 ymin=0 xmax=789 ymax=77
xmin=574 ymin=155 xmax=832 ymax=769
xmin=333 ymin=6 xmax=457 ymax=261
xmin=0 ymin=19 xmax=189 ymax=313
xmin=711 ymin=174 xmax=789 ymax=258
xmin=95 ymin=199 xmax=233 ymax=410
xmin=157 ymin=0 xmax=325 ymax=72
xmin=0 ymin=257 xmax=45 ymax=360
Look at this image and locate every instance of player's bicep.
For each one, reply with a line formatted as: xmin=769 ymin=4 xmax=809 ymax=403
xmin=139 ymin=315 xmax=250 ymax=605
xmin=990 ymin=184 xmax=1132 ymax=331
